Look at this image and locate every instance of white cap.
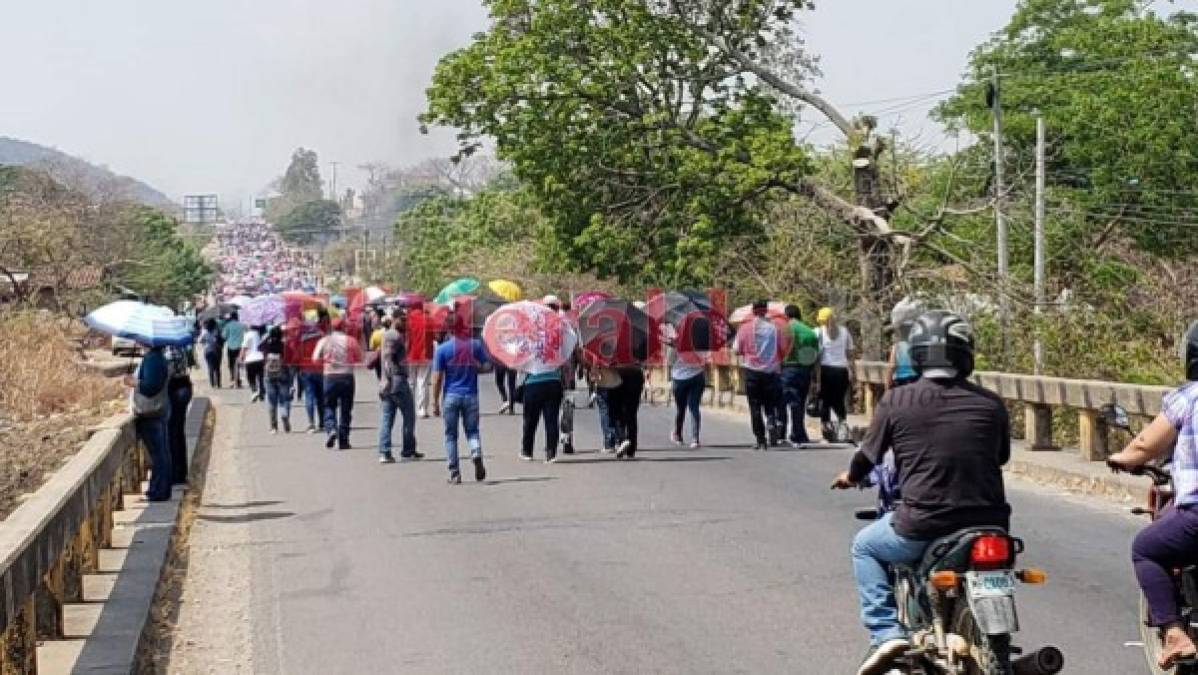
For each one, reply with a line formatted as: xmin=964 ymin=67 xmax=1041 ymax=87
xmin=542 ymin=294 xmax=561 ymax=306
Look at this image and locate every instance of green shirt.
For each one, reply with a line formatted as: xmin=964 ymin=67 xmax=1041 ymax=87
xmin=784 ymin=319 xmax=819 ymax=367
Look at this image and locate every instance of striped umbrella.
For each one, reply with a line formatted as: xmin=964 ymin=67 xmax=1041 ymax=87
xmin=85 ymin=300 xmax=194 ymax=348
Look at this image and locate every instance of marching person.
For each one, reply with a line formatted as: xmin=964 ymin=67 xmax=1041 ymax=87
xmin=260 ymin=325 xmax=294 ymax=434
xmin=407 ymin=301 xmax=435 ymax=418
xmin=200 ymin=318 xmax=222 ymax=388
xmin=431 ymin=304 xmax=489 ymax=484
xmin=666 ymin=324 xmax=706 ymax=448
xmin=221 ymin=311 xmax=246 ymax=388
xmin=609 ymin=364 xmax=645 ymax=460
xmin=779 ymin=304 xmax=819 ymax=447
xmin=165 ymin=344 xmax=194 ymax=484
xmin=240 ymin=323 xmax=266 ymax=402
xmin=378 ymin=309 xmax=423 ymax=463
xmin=733 ymin=300 xmax=783 ymax=450
xmin=314 ymin=317 xmax=360 ymax=450
xmin=815 ymin=307 xmax=857 ymax=443
xmin=127 ymin=343 xmax=172 ymax=502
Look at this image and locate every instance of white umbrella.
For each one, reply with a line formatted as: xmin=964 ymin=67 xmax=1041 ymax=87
xmin=365 ymin=286 xmax=387 ymax=302
xmin=85 ymin=300 xmax=193 ymax=347
xmin=228 ymin=294 xmax=253 ymax=307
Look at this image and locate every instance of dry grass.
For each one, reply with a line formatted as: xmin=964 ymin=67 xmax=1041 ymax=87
xmin=0 ymin=311 xmax=122 ymax=423
xmin=0 ymin=311 xmax=124 ymax=520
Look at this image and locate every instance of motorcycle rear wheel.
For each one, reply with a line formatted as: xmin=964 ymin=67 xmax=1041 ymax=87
xmin=951 ymin=602 xmax=1013 ymax=675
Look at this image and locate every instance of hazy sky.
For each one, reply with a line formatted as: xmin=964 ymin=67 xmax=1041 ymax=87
xmin=0 ymin=1 xmax=1033 ymax=208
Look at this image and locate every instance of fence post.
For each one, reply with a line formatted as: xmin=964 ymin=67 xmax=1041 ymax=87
xmin=0 ymin=596 xmax=37 ymax=675
xmin=1024 ymin=404 xmax=1055 ymax=450
xmin=1078 ymin=409 xmax=1108 ymax=461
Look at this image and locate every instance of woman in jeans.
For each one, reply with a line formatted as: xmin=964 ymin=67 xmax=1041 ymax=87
xmin=815 ymin=307 xmax=856 ymax=441
xmin=667 ymin=336 xmax=706 ymax=448
xmin=260 ymin=326 xmax=293 ymax=433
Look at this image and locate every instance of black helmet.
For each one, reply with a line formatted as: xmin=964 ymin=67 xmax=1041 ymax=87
xmin=1184 ymin=320 xmax=1198 ymax=381
xmin=908 ymin=310 xmax=975 ymax=379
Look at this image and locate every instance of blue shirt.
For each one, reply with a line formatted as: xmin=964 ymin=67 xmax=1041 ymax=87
xmin=894 ymin=341 xmax=918 ymax=383
xmin=1164 ymin=382 xmax=1198 ymax=505
xmin=221 ymin=320 xmax=246 ymax=350
xmin=433 ymin=338 xmax=489 ymax=397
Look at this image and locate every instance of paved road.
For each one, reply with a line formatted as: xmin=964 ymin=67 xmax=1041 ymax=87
xmin=187 ymin=372 xmax=1147 ymax=674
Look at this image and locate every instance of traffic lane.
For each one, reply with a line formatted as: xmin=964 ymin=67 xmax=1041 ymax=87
xmin=232 ymin=376 xmax=1145 ymax=673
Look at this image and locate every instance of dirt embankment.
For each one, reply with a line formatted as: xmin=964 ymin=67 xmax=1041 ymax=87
xmin=0 ymin=312 xmax=124 ymax=520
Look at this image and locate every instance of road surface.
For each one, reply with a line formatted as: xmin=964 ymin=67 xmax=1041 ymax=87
xmin=174 ymin=372 xmax=1147 ymax=674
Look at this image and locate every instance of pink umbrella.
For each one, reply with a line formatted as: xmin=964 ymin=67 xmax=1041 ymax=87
xmin=572 ymin=291 xmax=612 ymax=312
xmin=729 ymin=301 xmax=787 ymax=325
xmin=483 ymin=301 xmax=577 ymax=374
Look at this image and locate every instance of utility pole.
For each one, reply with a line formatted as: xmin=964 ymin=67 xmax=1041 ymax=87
xmin=1033 ymin=113 xmax=1047 ymax=375
xmin=990 ymin=67 xmax=1009 ymax=364
xmin=329 ymin=161 xmax=340 ymax=201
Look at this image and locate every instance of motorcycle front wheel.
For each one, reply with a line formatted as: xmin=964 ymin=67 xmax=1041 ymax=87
xmin=951 ymin=602 xmax=1013 ymax=675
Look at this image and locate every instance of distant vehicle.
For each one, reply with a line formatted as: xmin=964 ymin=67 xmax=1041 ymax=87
xmin=111 ymin=335 xmax=139 ymax=357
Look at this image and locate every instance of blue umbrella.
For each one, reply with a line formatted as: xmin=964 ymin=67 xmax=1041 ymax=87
xmin=85 ymin=300 xmax=194 ymax=348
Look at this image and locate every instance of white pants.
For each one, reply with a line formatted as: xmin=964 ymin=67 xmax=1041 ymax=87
xmin=411 ymin=364 xmax=432 ymax=415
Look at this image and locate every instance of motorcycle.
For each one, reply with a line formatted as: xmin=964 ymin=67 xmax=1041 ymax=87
xmin=852 ymin=456 xmax=1064 ymax=675
xmin=1102 ymin=404 xmax=1198 ymax=674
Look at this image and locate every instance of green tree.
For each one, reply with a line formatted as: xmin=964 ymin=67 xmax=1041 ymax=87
xmin=266 ymin=147 xmax=327 ymax=230
xmin=277 ymin=199 xmax=342 ymax=245
xmin=937 ymin=0 xmax=1198 ymax=254
xmin=117 ymin=207 xmax=212 ymax=308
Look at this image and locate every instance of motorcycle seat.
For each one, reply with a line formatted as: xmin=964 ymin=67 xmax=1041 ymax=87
xmin=917 ymin=526 xmax=1009 ymax=578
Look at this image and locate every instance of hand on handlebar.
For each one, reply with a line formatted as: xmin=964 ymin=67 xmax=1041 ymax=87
xmin=1105 ymin=455 xmax=1141 ymax=475
xmin=830 ymin=471 xmax=857 ymax=490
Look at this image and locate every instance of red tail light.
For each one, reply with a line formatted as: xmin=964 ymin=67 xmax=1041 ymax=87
xmin=971 ymin=535 xmax=1012 ymax=569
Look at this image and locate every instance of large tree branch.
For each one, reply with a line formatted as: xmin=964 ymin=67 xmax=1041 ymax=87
xmin=788 ymin=178 xmax=911 ymax=245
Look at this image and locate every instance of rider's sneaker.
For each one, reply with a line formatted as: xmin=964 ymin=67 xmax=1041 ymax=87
xmin=857 ymin=638 xmax=910 ymax=675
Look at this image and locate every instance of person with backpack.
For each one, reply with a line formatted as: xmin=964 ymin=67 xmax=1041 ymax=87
xmin=164 ymin=345 xmax=194 ymax=484
xmin=200 ymin=319 xmax=222 ymax=388
xmin=125 ymin=344 xmax=172 ymax=502
xmin=261 ymin=325 xmax=293 ymax=434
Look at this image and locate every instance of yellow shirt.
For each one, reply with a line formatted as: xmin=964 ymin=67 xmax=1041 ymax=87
xmin=369 ymin=327 xmax=385 ymax=351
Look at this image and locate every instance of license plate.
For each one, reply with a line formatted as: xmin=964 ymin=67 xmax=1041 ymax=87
xmin=966 ymin=571 xmax=1015 ymax=599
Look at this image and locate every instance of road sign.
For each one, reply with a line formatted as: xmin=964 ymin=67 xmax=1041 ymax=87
xmin=183 ymin=195 xmax=220 ymax=224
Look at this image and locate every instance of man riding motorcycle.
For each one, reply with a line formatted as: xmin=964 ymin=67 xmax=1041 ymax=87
xmin=832 ymin=310 xmax=1012 ymax=675
xmin=1108 ymin=320 xmax=1198 ymax=669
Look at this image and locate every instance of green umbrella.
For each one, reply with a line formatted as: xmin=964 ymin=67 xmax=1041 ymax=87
xmin=434 ymin=277 xmax=481 ymax=305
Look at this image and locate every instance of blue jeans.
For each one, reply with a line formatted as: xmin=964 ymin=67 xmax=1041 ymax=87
xmin=671 ymin=373 xmax=704 ymax=442
xmin=299 ymin=371 xmax=324 ymax=427
xmin=595 ymin=388 xmax=617 ymax=449
xmin=135 ymin=414 xmax=173 ymax=501
xmin=852 ymin=512 xmax=930 ymax=645
xmin=379 ymin=380 xmax=417 ymax=457
xmin=322 ymin=375 xmax=355 ymax=443
xmin=265 ymin=375 xmax=293 ymax=430
xmin=443 ymin=393 xmax=481 ymax=473
xmin=779 ymin=365 xmax=812 ymax=444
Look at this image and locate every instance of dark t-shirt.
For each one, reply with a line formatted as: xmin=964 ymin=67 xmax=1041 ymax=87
xmin=849 ymin=377 xmax=1011 ymax=540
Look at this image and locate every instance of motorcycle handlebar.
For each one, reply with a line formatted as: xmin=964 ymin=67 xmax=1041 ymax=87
xmin=1107 ymin=460 xmax=1171 ymax=486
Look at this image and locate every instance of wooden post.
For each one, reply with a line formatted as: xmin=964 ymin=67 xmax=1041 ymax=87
xmin=0 ymin=596 xmax=37 ymax=675
xmin=1078 ymin=409 xmax=1108 ymax=461
xmin=77 ymin=514 xmax=99 ymax=574
xmin=1024 ymin=404 xmax=1055 ymax=450
xmin=863 ymin=384 xmax=884 ymax=419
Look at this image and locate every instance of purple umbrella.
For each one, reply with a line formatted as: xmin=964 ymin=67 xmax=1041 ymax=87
xmin=240 ymin=294 xmax=284 ymax=326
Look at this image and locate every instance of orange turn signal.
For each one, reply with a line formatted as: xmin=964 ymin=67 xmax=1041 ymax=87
xmin=1017 ymin=568 xmax=1047 ymax=584
xmin=930 ymin=571 xmax=959 ymax=590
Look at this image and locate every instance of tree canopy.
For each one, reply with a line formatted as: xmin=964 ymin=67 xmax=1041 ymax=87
xmin=276 ymin=198 xmax=342 ymax=245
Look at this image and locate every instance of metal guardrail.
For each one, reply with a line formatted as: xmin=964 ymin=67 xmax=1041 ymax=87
xmin=0 ymin=413 xmax=148 ymax=673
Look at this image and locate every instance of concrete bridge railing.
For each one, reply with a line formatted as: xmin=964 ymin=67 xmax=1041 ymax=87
xmin=0 ymin=413 xmax=148 ymax=674
xmin=647 ymin=360 xmax=1170 ymax=461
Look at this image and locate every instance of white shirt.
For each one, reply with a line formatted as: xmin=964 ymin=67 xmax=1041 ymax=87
xmin=817 ymin=326 xmax=854 ymax=367
xmin=242 ymin=330 xmax=264 ymax=363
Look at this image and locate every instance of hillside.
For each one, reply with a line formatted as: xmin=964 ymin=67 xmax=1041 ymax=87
xmin=0 ymin=136 xmax=174 ymax=209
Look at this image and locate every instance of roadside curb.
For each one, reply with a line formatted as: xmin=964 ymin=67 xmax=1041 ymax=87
xmin=35 ymin=397 xmax=213 ymax=675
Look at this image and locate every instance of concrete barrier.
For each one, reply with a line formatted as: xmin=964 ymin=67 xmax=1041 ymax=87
xmin=650 ymin=359 xmax=1170 ymax=462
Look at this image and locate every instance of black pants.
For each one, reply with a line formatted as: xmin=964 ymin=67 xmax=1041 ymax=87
xmin=227 ymin=348 xmax=242 ymax=386
xmin=742 ymin=368 xmax=782 ymax=444
xmin=167 ymin=379 xmax=193 ymax=484
xmin=608 ymin=368 xmax=645 ymax=455
xmin=819 ymin=366 xmax=850 ymax=424
xmin=495 ymin=366 xmax=518 ymax=404
xmin=204 ymin=350 xmax=222 ymax=387
xmin=521 ymin=380 xmax=563 ymax=457
xmin=246 ymin=361 xmax=265 ymax=398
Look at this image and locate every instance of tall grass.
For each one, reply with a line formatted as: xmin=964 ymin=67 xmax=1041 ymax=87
xmin=0 ymin=312 xmax=122 ymax=422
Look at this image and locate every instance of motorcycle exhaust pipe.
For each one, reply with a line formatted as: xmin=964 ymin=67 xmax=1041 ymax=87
xmin=1012 ymin=646 xmax=1064 ymax=675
